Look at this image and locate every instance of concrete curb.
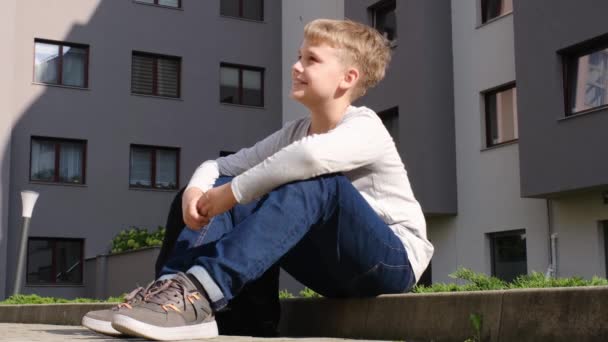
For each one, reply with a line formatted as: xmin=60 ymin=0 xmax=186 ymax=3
xmin=0 ymin=303 xmax=115 ymax=326
xmin=2 ymin=286 xmax=608 ymax=341
xmin=280 ymin=291 xmax=504 ymax=341
xmin=279 ymin=286 xmax=608 ymax=342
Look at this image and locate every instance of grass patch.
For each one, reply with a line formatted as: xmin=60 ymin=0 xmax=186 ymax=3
xmin=0 ymin=294 xmax=123 ymax=305
xmin=280 ymin=268 xmax=608 ymax=298
xmin=412 ymin=267 xmax=608 ymax=293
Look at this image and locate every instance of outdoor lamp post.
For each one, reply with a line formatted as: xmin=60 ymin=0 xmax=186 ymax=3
xmin=13 ymin=190 xmax=39 ymax=296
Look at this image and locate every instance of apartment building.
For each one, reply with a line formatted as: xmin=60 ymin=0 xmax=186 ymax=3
xmin=429 ymin=0 xmax=550 ymax=282
xmin=513 ymin=0 xmax=608 ymax=278
xmin=0 ymin=0 xmax=288 ymax=299
xmin=347 ymin=0 xmax=608 ymax=283
xmin=425 ymin=0 xmax=608 ymax=283
xmin=1 ymin=0 xmax=607 ymax=300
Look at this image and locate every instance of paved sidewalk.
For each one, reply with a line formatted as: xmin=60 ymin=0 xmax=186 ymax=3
xmin=1 ymin=323 xmax=383 ymax=342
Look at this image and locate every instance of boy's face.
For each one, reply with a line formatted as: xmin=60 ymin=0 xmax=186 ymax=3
xmin=291 ymin=39 xmax=355 ymax=106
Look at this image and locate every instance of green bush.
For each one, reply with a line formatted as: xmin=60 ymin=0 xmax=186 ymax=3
xmin=110 ymin=226 xmax=165 ymax=254
xmin=278 ymin=287 xmax=321 ymax=298
xmin=299 ymin=287 xmax=322 ymax=298
xmin=278 ymin=289 xmax=295 ymax=299
xmin=0 ymin=294 xmax=123 ymax=305
xmin=451 ymin=267 xmax=506 ymax=291
xmin=508 ymin=271 xmax=608 ymax=288
xmin=413 ymin=267 xmax=608 ymax=293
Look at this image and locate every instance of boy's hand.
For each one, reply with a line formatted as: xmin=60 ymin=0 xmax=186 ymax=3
xmin=182 ymin=187 xmax=210 ymax=230
xmin=196 ymin=182 xmax=238 ymax=219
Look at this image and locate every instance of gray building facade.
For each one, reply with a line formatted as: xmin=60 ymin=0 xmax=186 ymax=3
xmin=1 ymin=0 xmax=283 ymax=299
xmin=512 ymin=0 xmax=608 ymax=278
xmin=345 ymin=0 xmax=457 ymax=216
xmin=429 ymin=0 xmax=608 ymax=283
xmin=514 ymin=0 xmax=608 ymax=198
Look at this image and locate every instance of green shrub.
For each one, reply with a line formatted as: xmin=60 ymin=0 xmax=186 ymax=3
xmin=450 ymin=267 xmax=506 ymax=291
xmin=299 ymin=287 xmax=322 ymax=298
xmin=110 ymin=226 xmax=165 ymax=254
xmin=278 ymin=287 xmax=321 ymax=299
xmin=279 ymin=289 xmax=295 ymax=299
xmin=0 ymin=294 xmax=123 ymax=305
xmin=509 ymin=271 xmax=608 ymax=288
xmin=413 ymin=282 xmax=463 ymax=293
xmin=412 ymin=267 xmax=608 ymax=293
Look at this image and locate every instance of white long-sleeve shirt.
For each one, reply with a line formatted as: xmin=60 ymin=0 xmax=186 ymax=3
xmin=187 ymin=105 xmax=433 ymax=283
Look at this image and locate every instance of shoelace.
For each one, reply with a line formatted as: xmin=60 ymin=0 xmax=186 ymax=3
xmin=146 ymin=279 xmax=185 ymax=305
xmin=116 ymin=286 xmax=144 ymax=309
xmin=145 ymin=278 xmax=201 ymax=313
xmin=142 ymin=279 xmax=172 ymax=300
xmin=116 ymin=279 xmax=165 ymax=309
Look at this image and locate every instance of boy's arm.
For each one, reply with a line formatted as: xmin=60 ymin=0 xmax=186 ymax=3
xmin=183 ymin=122 xmax=299 ymax=228
xmin=186 ymin=121 xmax=297 ymax=193
xmin=232 ymin=109 xmax=390 ymax=204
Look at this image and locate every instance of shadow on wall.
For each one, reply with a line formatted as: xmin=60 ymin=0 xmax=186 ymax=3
xmin=3 ymin=0 xmax=285 ymax=300
xmin=3 ymin=0 xmax=220 ymax=299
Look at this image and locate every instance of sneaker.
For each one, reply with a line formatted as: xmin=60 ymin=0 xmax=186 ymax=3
xmin=81 ymin=282 xmax=153 ymax=336
xmin=111 ymin=272 xmax=218 ymax=340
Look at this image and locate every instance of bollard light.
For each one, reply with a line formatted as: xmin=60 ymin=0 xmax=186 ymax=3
xmin=13 ymin=190 xmax=39 ymax=296
xmin=21 ymin=191 xmax=39 ymax=218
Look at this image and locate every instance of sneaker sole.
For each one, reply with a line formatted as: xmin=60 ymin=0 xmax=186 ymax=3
xmin=112 ymin=314 xmax=219 ymax=340
xmin=81 ymin=315 xmax=123 ymax=336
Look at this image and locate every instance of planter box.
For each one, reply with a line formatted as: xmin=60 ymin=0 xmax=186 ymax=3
xmin=84 ymin=247 xmax=305 ymax=299
xmin=84 ymin=247 xmax=159 ymax=299
xmin=279 ymin=286 xmax=608 ymax=342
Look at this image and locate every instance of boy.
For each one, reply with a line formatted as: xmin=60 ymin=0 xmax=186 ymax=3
xmin=84 ymin=18 xmax=433 ymax=340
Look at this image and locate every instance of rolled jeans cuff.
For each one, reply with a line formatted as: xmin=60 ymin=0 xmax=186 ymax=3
xmin=187 ymin=265 xmax=228 ymax=310
xmin=157 ymin=274 xmax=177 ymax=281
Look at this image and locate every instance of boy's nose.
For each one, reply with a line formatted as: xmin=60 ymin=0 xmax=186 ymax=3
xmin=292 ymin=60 xmax=303 ymax=73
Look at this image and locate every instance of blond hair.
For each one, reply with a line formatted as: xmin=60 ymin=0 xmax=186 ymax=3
xmin=303 ymin=18 xmax=392 ymax=100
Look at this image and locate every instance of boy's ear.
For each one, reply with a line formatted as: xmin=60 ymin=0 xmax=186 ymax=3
xmin=340 ymin=66 xmax=360 ymax=91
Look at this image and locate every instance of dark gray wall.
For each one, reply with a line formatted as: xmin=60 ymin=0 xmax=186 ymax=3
xmin=345 ymin=0 xmax=457 ymax=215
xmin=5 ymin=0 xmax=282 ymax=298
xmin=514 ymin=0 xmax=608 ymax=198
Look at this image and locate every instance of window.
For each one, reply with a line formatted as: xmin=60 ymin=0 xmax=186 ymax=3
xmin=484 ymin=84 xmax=518 ymax=147
xmin=220 ymin=0 xmax=263 ymax=21
xmin=369 ymin=0 xmax=396 ymax=45
xmin=220 ymin=63 xmax=264 ymax=107
xmin=130 ymin=145 xmax=179 ymax=190
xmin=132 ymin=52 xmax=181 ymax=98
xmin=378 ymin=107 xmax=399 ymax=144
xmin=134 ymin=0 xmax=181 ymax=8
xmin=564 ymin=38 xmax=608 ymax=116
xmin=481 ymin=0 xmax=513 ymax=24
xmin=34 ymin=39 xmax=89 ymax=88
xmin=489 ymin=229 xmax=527 ymax=282
xmin=30 ymin=137 xmax=86 ymax=184
xmin=27 ymin=237 xmax=84 ymax=285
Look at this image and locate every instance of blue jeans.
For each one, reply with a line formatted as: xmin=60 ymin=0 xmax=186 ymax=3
xmin=160 ymin=174 xmax=415 ymax=310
